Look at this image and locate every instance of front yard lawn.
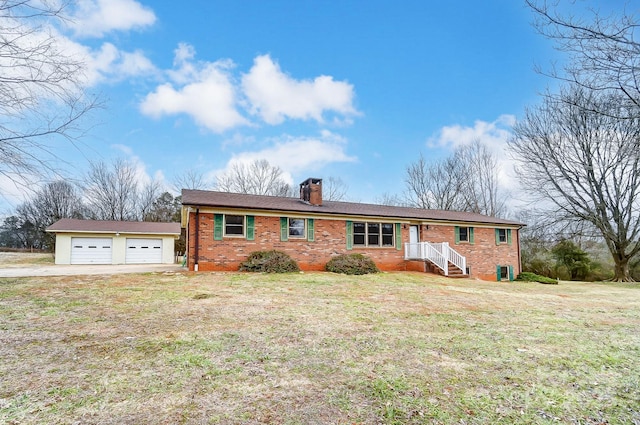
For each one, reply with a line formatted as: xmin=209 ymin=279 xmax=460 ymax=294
xmin=1 ymin=271 xmax=639 ymax=424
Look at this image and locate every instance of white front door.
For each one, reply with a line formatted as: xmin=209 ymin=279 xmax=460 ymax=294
xmin=71 ymin=238 xmax=113 ymax=264
xmin=409 ymin=225 xmax=419 ymax=258
xmin=125 ymin=238 xmax=163 ymax=264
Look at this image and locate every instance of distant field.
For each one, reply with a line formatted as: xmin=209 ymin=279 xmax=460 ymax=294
xmin=1 ymin=271 xmax=638 ymax=424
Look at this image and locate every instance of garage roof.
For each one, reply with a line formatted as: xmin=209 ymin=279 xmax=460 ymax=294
xmin=46 ymin=219 xmax=181 ymax=235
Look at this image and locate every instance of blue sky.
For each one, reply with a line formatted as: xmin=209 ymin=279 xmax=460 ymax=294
xmin=1 ymin=0 xmax=625 ymax=214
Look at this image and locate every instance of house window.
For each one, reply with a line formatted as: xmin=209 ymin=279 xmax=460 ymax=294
xmin=497 ymin=264 xmax=514 ymax=281
xmin=381 ymin=223 xmax=394 ymax=246
xmin=289 ymin=218 xmax=305 ymax=237
xmin=500 ymin=266 xmax=509 ymax=280
xmin=353 ymin=222 xmax=366 ymax=246
xmin=459 ymin=227 xmax=469 ymax=242
xmin=495 ymin=228 xmax=512 ymax=245
xmin=280 ymin=217 xmax=313 ymax=241
xmin=368 ymin=223 xmax=379 ymax=245
xmin=224 ymin=215 xmax=244 ymax=236
xmin=455 ymin=226 xmax=474 ymax=244
xmin=353 ymin=221 xmax=394 ymax=247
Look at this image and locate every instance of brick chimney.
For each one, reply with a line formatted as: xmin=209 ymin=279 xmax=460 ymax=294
xmin=299 ymin=178 xmax=322 ymax=206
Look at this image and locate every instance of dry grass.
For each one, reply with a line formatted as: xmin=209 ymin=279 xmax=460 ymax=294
xmin=0 ymin=252 xmax=53 ymax=267
xmin=1 ymin=271 xmax=639 ymax=424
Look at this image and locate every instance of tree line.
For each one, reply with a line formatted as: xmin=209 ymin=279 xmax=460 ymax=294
xmin=0 ymin=160 xmax=182 ymax=250
xmin=0 ymin=158 xmax=349 ymax=251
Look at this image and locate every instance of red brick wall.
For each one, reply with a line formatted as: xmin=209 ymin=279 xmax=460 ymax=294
xmin=187 ymin=212 xmax=520 ymax=280
xmin=419 ymin=224 xmax=520 ymax=280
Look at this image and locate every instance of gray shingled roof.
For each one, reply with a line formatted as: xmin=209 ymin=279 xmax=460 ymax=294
xmin=46 ymin=219 xmax=181 ymax=235
xmin=182 ymin=189 xmax=524 ymax=226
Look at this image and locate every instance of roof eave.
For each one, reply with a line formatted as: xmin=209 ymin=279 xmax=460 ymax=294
xmin=181 ymin=201 xmax=525 ymax=227
xmin=46 ymin=229 xmax=181 ymax=235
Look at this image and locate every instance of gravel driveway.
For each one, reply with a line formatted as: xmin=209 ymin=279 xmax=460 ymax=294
xmin=0 ymin=252 xmax=186 ymax=277
xmin=0 ymin=263 xmax=185 ymax=277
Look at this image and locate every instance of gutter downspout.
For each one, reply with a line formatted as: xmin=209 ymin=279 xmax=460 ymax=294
xmin=194 ymin=208 xmax=200 ymax=271
xmin=517 ymin=226 xmax=523 ymax=276
xmin=182 ymin=207 xmax=190 ymax=267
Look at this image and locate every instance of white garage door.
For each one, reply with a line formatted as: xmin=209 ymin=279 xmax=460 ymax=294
xmin=71 ymin=238 xmax=113 ymax=264
xmin=125 ymin=238 xmax=163 ymax=264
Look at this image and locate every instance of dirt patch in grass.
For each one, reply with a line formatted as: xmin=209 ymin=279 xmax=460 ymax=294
xmin=1 ymin=271 xmax=639 ymax=424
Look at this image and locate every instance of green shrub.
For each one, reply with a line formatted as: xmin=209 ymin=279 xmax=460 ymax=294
xmin=515 ymin=272 xmax=558 ymax=285
xmin=551 ymin=240 xmax=591 ymax=280
xmin=325 ymin=253 xmax=379 ymax=275
xmin=239 ymin=250 xmax=299 ymax=273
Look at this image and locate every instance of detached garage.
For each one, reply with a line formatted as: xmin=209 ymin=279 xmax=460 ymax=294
xmin=46 ymin=219 xmax=181 ymax=265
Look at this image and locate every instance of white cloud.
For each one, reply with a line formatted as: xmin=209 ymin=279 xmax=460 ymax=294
xmin=242 ymin=55 xmax=359 ymax=125
xmin=140 ymin=45 xmax=248 ymax=133
xmin=71 ymin=0 xmax=156 ymax=38
xmin=139 ymin=48 xmax=360 ymax=132
xmin=210 ymin=131 xmax=357 ymax=183
xmin=0 ymin=4 xmax=156 ymax=88
xmin=82 ymin=42 xmax=157 ymax=85
xmin=173 ymin=43 xmax=196 ymax=65
xmin=427 ymin=115 xmax=523 ymax=198
xmin=427 ymin=114 xmax=516 ymax=150
xmin=168 ymin=43 xmax=198 ymax=84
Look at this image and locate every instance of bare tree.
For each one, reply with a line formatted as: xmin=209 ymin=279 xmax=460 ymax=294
xmin=32 ymin=180 xmax=84 ymax=222
xmin=509 ymin=86 xmax=640 ymax=281
xmin=84 ymin=159 xmax=140 ymax=221
xmin=457 ymin=142 xmax=507 ymax=217
xmin=12 ymin=180 xmax=84 ymax=249
xmin=404 ymin=141 xmax=507 ymax=216
xmin=138 ymin=180 xmax=161 ymax=221
xmin=0 ymin=1 xmax=97 ymax=186
xmin=405 ymin=154 xmax=466 ymax=210
xmin=527 ymin=0 xmax=640 ymax=113
xmin=84 ymin=159 xmax=165 ymax=221
xmin=377 ymin=192 xmax=405 ymax=207
xmin=216 ymin=159 xmax=293 ymax=196
xmin=323 ymin=176 xmax=349 ymax=201
xmin=172 ymin=169 xmax=211 ymax=192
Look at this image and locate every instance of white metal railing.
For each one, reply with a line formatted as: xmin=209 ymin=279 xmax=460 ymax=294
xmin=404 ymin=242 xmax=466 ymax=276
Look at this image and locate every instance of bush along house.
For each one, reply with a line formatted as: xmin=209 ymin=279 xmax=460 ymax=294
xmin=181 ymin=178 xmax=525 ymax=281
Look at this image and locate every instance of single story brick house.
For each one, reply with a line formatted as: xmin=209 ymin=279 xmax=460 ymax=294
xmin=181 ymin=178 xmax=525 ymax=281
xmin=46 ymin=219 xmax=181 ymax=265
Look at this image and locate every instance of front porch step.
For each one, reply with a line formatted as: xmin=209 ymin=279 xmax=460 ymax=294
xmin=404 ymin=242 xmax=467 ymax=279
xmin=424 ymin=261 xmax=469 ymax=278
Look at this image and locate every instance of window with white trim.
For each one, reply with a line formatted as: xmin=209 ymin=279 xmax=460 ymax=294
xmin=455 ymin=226 xmax=475 ymax=245
xmin=381 ymin=223 xmax=394 ymax=246
xmin=459 ymin=227 xmax=469 ymax=242
xmin=288 ymin=218 xmax=305 ymax=237
xmin=224 ymin=215 xmax=244 ymax=236
xmin=500 ymin=266 xmax=509 ymax=280
xmin=353 ymin=221 xmax=394 ymax=247
xmin=497 ymin=264 xmax=514 ymax=281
